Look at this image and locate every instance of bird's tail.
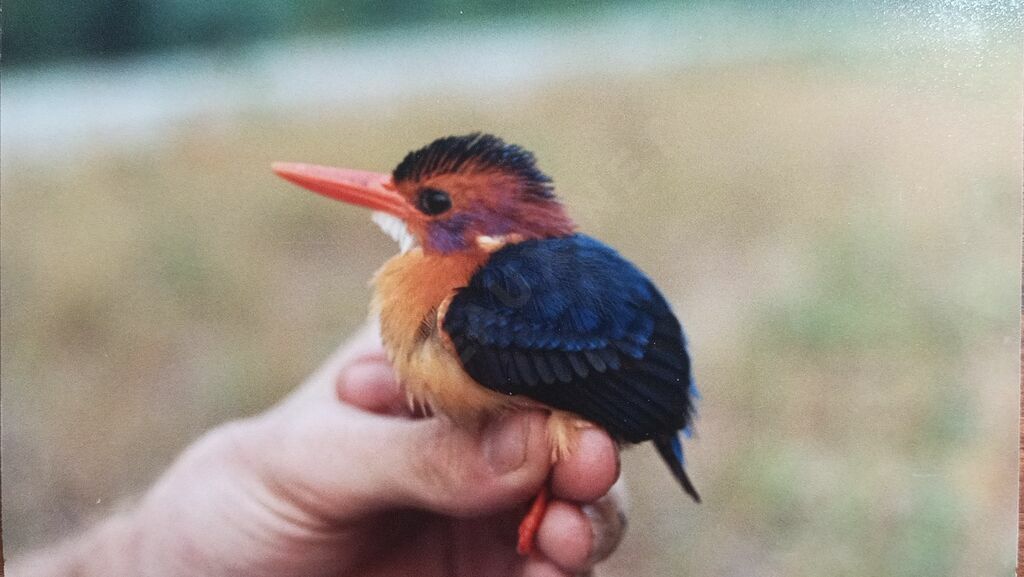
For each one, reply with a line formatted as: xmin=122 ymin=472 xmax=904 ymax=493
xmin=653 ymin=434 xmax=701 ymax=503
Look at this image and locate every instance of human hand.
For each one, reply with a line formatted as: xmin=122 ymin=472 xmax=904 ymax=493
xmin=16 ymin=323 xmax=627 ymax=577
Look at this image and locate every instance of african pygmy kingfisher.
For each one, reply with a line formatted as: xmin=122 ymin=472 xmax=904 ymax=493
xmin=273 ymin=133 xmax=700 ymax=554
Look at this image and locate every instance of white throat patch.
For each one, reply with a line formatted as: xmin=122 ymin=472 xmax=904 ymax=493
xmin=371 ymin=211 xmax=418 ymax=254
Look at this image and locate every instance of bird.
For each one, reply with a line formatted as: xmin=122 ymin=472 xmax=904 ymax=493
xmin=272 ymin=133 xmax=700 ymax=555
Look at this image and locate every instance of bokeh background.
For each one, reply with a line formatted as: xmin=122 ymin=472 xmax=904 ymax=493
xmin=3 ymin=2 xmax=1021 ymax=575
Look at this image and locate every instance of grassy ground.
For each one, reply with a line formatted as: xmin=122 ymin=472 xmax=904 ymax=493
xmin=2 ymin=14 xmax=1020 ymax=576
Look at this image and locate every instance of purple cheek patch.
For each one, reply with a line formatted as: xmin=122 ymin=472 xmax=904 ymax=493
xmin=428 ymin=210 xmax=519 ymax=253
xmin=428 ymin=214 xmax=471 ymax=253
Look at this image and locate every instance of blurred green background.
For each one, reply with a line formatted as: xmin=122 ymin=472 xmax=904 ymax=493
xmin=2 ymin=2 xmax=1021 ymax=575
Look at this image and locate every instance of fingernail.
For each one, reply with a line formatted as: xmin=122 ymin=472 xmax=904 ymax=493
xmin=484 ymin=415 xmax=530 ymax=474
xmin=583 ymin=500 xmax=627 ymax=566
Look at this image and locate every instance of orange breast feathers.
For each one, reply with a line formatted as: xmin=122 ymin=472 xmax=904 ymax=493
xmin=372 ymin=248 xmax=528 ymax=425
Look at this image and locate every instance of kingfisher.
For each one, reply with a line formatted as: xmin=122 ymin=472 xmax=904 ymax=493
xmin=273 ymin=133 xmax=700 ymax=554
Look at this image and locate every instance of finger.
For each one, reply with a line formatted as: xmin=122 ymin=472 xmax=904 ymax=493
xmin=551 ymin=428 xmax=620 ymax=502
xmin=536 ymin=485 xmax=628 ymax=573
xmin=383 ymin=411 xmax=553 ymax=516
xmin=521 ymin=556 xmax=577 ymax=577
xmin=535 ymin=500 xmax=592 ymax=571
xmin=581 ymin=484 xmax=628 ymax=567
xmin=265 ymin=406 xmax=554 ymax=520
xmin=335 ymin=354 xmax=410 ymax=416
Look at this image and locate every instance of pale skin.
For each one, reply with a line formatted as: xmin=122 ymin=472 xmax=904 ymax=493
xmin=9 ymin=324 xmax=627 ymax=577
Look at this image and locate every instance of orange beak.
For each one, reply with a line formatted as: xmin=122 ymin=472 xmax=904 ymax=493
xmin=271 ymin=162 xmax=413 ymax=219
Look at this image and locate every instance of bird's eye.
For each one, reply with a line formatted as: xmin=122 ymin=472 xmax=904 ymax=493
xmin=416 ymin=188 xmax=452 ymax=216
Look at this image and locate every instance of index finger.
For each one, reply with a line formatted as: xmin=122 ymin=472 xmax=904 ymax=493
xmin=335 ymin=352 xmax=411 ymax=416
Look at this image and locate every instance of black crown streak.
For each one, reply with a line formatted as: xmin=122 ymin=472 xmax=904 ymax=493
xmin=392 ymin=133 xmax=555 ymax=199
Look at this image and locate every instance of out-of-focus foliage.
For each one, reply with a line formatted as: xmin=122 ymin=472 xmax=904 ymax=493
xmin=4 ymin=0 xmax=630 ymax=65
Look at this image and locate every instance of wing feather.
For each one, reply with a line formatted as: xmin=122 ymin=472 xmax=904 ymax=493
xmin=443 ymin=234 xmax=696 ymax=442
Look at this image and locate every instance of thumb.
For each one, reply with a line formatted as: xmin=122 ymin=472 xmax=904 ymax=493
xmin=383 ymin=410 xmax=553 ymax=516
xmin=259 ymin=404 xmax=553 ymax=521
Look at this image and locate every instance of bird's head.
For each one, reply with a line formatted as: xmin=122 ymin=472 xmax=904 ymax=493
xmin=273 ymin=133 xmax=575 ymax=254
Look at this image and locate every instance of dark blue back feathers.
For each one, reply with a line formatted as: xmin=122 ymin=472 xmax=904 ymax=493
xmin=443 ymin=234 xmax=700 ymax=500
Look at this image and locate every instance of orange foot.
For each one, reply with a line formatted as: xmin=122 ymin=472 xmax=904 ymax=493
xmin=516 ymin=484 xmax=550 ymax=556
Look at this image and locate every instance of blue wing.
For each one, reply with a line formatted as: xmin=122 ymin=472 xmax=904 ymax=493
xmin=443 ymin=234 xmax=698 ymax=445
